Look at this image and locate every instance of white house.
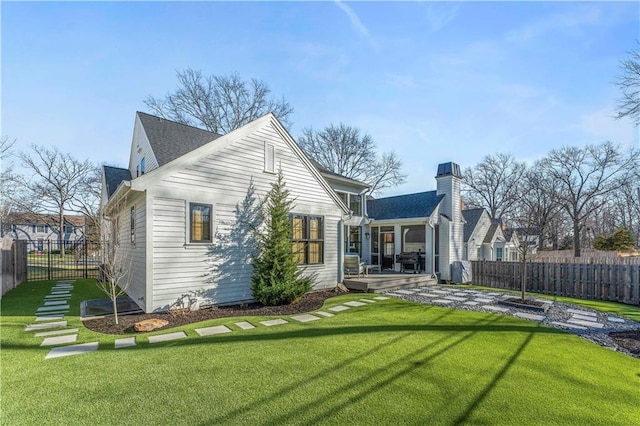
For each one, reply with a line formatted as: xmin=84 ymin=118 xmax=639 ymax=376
xmin=102 ymin=111 xmax=467 ymax=312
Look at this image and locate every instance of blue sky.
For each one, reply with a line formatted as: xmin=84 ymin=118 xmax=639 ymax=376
xmin=2 ymin=1 xmax=638 ymax=197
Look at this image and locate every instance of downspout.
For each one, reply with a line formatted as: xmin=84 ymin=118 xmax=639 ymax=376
xmin=338 ymin=218 xmax=344 ymax=283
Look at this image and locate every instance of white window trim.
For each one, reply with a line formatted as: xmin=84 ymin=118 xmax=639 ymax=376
xmin=264 ymin=142 xmax=275 ymax=173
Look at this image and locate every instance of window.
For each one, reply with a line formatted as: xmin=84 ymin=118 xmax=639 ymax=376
xmin=190 ymin=203 xmax=212 ymax=243
xmin=140 ymin=157 xmax=146 ymax=175
xmin=136 ymin=164 xmax=140 ymax=177
xmin=35 ymin=225 xmax=46 ymax=233
xmin=64 ymin=225 xmax=75 ymax=234
xmin=349 ymin=194 xmax=362 ymax=216
xmin=130 ymin=206 xmax=136 ymax=244
xmin=345 ymin=226 xmax=361 ymax=256
xmin=337 ymin=192 xmax=348 ymax=206
xmin=291 ymin=214 xmax=324 ymax=265
xmin=476 ymin=247 xmax=482 ymax=260
xmin=264 ymin=143 xmax=275 ymax=173
xmin=496 ymin=247 xmax=503 ymax=261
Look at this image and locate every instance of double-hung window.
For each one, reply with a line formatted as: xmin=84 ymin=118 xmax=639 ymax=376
xmin=190 ymin=203 xmax=212 ymax=243
xmin=130 ymin=206 xmax=136 ymax=244
xmin=291 ymin=214 xmax=324 ymax=265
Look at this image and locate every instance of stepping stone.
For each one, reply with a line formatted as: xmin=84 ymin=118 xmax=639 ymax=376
xmin=291 ymin=314 xmax=321 ymax=323
xmin=37 ymin=305 xmax=69 ymax=312
xmin=572 ymin=313 xmax=599 ymax=322
xmin=148 ymin=332 xmax=187 ymax=343
xmin=35 ymin=311 xmax=67 ymax=317
xmin=463 ymin=301 xmax=480 ymax=306
xmin=115 ymin=337 xmax=136 ymax=349
xmin=393 ymin=290 xmax=416 ymax=295
xmin=484 ymin=305 xmax=510 ymax=313
xmin=453 ymin=292 xmax=468 ymax=296
xmin=44 ymin=300 xmax=68 ymax=306
xmin=316 ymin=311 xmax=334 ymax=317
xmin=235 ymin=321 xmax=256 ymax=330
xmin=385 ymin=293 xmax=403 ymax=297
xmin=474 ymin=298 xmax=494 ymax=303
xmin=344 ymin=301 xmax=367 ymax=307
xmin=486 ymin=292 xmax=502 ymax=296
xmin=195 ymin=325 xmax=232 ymax=336
xmin=607 ymin=316 xmax=626 ymax=323
xmin=35 ymin=328 xmax=79 ymax=337
xmin=444 ymin=296 xmax=467 ymax=302
xmin=567 ymin=308 xmax=596 ymax=316
xmin=515 ymin=312 xmax=546 ymax=322
xmin=359 ymin=299 xmax=376 ymax=303
xmin=433 ymin=299 xmax=454 ymax=304
xmin=373 ymin=296 xmax=389 ymax=300
xmin=328 ymin=305 xmax=350 ymax=312
xmin=260 ymin=319 xmax=288 ymax=327
xmin=35 ymin=315 xmax=64 ymax=321
xmin=567 ymin=319 xmax=604 ymax=329
xmin=46 ymin=294 xmax=70 ymax=298
xmin=417 ymin=293 xmax=439 ymax=298
xmin=431 ymin=290 xmax=451 ymax=295
xmin=45 ymin=342 xmax=98 ymax=359
xmin=26 ymin=321 xmax=67 ymax=331
xmin=551 ymin=321 xmax=587 ymax=330
xmin=41 ymin=334 xmax=77 ymax=346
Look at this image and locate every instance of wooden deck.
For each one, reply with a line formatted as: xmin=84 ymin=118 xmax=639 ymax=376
xmin=343 ymin=272 xmax=437 ymax=293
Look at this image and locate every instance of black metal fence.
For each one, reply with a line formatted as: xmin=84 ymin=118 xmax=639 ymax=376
xmin=22 ymin=239 xmax=105 ymax=281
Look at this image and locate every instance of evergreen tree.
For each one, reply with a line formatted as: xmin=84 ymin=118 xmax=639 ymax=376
xmin=251 ymin=171 xmax=312 ymax=305
xmin=593 ymin=228 xmax=636 ymax=251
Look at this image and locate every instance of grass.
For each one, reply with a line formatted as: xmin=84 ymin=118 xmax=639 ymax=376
xmin=2 ymin=280 xmax=639 ymax=425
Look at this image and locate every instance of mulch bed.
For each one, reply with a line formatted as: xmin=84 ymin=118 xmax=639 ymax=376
xmin=83 ymin=289 xmax=344 ymax=335
xmin=609 ymin=330 xmax=640 ymax=357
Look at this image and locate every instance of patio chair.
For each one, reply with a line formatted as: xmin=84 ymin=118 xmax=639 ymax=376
xmin=344 ymin=254 xmax=365 ymax=278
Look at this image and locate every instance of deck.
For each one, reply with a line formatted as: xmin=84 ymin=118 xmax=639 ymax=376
xmin=343 ymin=272 xmax=437 ymax=293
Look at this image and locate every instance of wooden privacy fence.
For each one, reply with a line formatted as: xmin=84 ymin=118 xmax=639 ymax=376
xmin=1 ymin=239 xmax=28 ymax=298
xmin=471 ymin=260 xmax=640 ymax=306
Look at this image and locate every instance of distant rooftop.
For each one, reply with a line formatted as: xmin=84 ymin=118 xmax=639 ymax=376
xmin=367 ymin=191 xmax=444 ymax=220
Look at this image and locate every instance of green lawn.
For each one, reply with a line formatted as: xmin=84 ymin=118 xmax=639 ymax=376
xmin=2 ymin=280 xmax=639 ymax=425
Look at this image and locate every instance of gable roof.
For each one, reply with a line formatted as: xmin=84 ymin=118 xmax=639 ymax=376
xmin=367 ymin=191 xmax=444 ymax=220
xmin=483 ymin=223 xmax=500 ymax=244
xmin=103 ymin=165 xmax=132 ymax=198
xmin=136 ymin=111 xmax=222 ymax=167
xmin=462 ymin=208 xmax=486 ymax=241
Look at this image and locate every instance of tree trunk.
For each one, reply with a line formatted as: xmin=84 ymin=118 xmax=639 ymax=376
xmin=59 ymin=210 xmax=65 ymax=258
xmin=520 ymin=258 xmax=526 ymax=301
xmin=573 ymin=222 xmax=581 ymax=257
xmin=111 ymin=283 xmax=119 ymax=325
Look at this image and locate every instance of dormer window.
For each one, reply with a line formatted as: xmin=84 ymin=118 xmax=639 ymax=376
xmin=336 ymin=192 xmax=362 ymax=217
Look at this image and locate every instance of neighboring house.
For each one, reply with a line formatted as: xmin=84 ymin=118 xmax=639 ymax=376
xmin=462 ymin=208 xmax=491 ymax=261
xmin=462 ymin=208 xmax=524 ymax=261
xmin=1 ymin=213 xmax=86 ymax=251
xmin=102 ymin=111 xmax=470 ymax=312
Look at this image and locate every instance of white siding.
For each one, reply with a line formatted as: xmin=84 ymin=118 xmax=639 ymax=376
xmin=128 ymin=115 xmax=159 ymax=179
xmin=146 ymin=120 xmax=343 ymax=311
xmin=115 ymin=191 xmax=147 ymax=309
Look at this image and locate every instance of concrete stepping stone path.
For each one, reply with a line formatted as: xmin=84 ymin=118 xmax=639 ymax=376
xmin=260 ymin=319 xmax=288 ymax=327
xmin=115 ymin=338 xmax=136 ymax=349
xmin=44 ymin=300 xmax=69 ymax=306
xmin=607 ymin=316 xmax=626 ymax=323
xmin=41 ymin=334 xmax=78 ymax=346
xmin=444 ymin=296 xmax=467 ymax=302
xmin=291 ymin=314 xmax=321 ymax=323
xmin=484 ymin=305 xmax=510 ymax=313
xmin=37 ymin=305 xmax=69 ymax=312
xmin=195 ymin=325 xmax=232 ymax=336
xmin=551 ymin=321 xmax=587 ymax=330
xmin=417 ymin=293 xmax=439 ymax=298
xmin=148 ymin=332 xmax=187 ymax=343
xmin=328 ymin=305 xmax=350 ymax=312
xmin=464 ymin=301 xmax=480 ymax=306
xmin=45 ymin=294 xmax=70 ymax=299
xmin=316 ymin=311 xmax=334 ymax=317
xmin=46 ymin=342 xmax=98 ymax=360
xmin=26 ymin=321 xmax=67 ymax=331
xmin=567 ymin=319 xmax=604 ymax=329
xmin=35 ymin=315 xmax=64 ymax=321
xmin=515 ymin=312 xmax=545 ymax=322
xmin=235 ymin=321 xmax=256 ymax=330
xmin=344 ymin=301 xmax=367 ymax=307
xmin=35 ymin=328 xmax=79 ymax=337
xmin=359 ymin=299 xmax=376 ymax=303
xmin=474 ymin=298 xmax=494 ymax=303
xmin=433 ymin=299 xmax=453 ymax=304
xmin=373 ymin=296 xmax=389 ymax=300
xmin=572 ymin=313 xmax=599 ymax=322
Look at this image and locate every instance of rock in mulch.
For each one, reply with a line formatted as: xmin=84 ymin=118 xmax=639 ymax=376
xmin=134 ymin=319 xmax=169 ymax=332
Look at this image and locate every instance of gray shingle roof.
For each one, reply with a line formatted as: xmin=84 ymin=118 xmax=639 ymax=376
xmin=483 ymin=223 xmax=500 ymax=244
xmin=137 ymin=111 xmax=222 ymax=166
xmin=367 ymin=191 xmax=444 ymax=220
xmin=103 ymin=165 xmax=132 ymax=198
xmin=462 ymin=208 xmax=486 ymax=242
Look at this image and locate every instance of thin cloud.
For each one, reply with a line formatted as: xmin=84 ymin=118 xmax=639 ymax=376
xmin=424 ymin=2 xmax=460 ymax=33
xmin=505 ymin=6 xmax=602 ymax=44
xmin=334 ymin=0 xmax=377 ymax=49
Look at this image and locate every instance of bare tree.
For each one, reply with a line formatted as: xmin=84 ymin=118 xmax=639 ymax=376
xmin=72 ymin=164 xmax=102 ymax=241
xmin=0 ymin=136 xmax=17 ymax=236
xmin=16 ymin=145 xmax=96 ymax=256
xmin=521 ymin=165 xmax=561 ymax=251
xmin=615 ymin=43 xmax=640 ymax=125
xmin=145 ymin=69 xmax=294 ymax=134
xmin=540 ymin=142 xmax=640 ymax=257
xmin=97 ymin=237 xmax=131 ymax=325
xmin=462 ymin=153 xmax=526 ymax=219
xmin=298 ymin=123 xmax=406 ymax=195
xmin=510 ymin=188 xmax=542 ymax=301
